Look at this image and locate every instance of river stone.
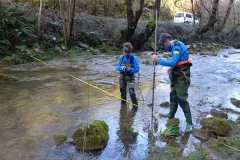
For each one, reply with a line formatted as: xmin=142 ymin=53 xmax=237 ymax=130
xmin=236 ymin=116 xmax=240 ymax=124
xmin=230 ymin=98 xmax=240 ymax=108
xmin=200 ymin=117 xmax=232 ymax=136
xmin=93 ymin=49 xmax=101 ymax=55
xmin=73 ymin=120 xmax=109 ymax=150
xmin=210 ymin=109 xmax=228 ymax=119
xmin=160 ymin=101 xmax=170 ymax=108
xmin=192 ymin=129 xmax=217 ymax=140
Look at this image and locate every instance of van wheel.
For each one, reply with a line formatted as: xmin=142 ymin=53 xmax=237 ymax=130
xmin=185 ymin=21 xmax=189 ymax=24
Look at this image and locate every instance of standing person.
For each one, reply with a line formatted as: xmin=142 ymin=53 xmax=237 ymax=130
xmin=116 ymin=42 xmax=139 ymax=111
xmin=153 ymin=33 xmax=193 ymax=133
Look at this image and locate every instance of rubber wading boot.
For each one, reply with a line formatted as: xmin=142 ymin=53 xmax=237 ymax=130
xmin=160 ymin=106 xmax=177 ymax=118
xmin=184 ymin=113 xmax=194 ymax=133
xmin=185 ymin=123 xmax=194 ymax=133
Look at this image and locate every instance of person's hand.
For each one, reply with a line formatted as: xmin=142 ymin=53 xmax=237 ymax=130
xmin=121 ymin=66 xmax=126 ymax=72
xmin=152 ymin=55 xmax=158 ymax=63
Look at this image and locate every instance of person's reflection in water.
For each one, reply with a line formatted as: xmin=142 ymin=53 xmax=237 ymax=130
xmin=117 ymin=103 xmax=138 ymax=158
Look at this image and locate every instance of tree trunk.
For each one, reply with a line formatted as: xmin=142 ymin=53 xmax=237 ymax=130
xmin=134 ymin=0 xmax=161 ymax=50
xmin=191 ymin=0 xmax=195 ymax=25
xmin=195 ymin=0 xmax=220 ymax=35
xmin=117 ymin=0 xmax=145 ymax=47
xmin=218 ymin=0 xmax=234 ymax=32
xmin=38 ymin=0 xmax=42 ymax=35
xmin=68 ymin=0 xmax=76 ymax=39
xmin=59 ymin=0 xmax=76 ymax=49
xmin=59 ymin=0 xmax=68 ymax=48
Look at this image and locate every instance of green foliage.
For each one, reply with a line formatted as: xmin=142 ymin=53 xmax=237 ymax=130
xmin=163 ymin=125 xmax=180 ymax=137
xmin=2 ymin=56 xmax=12 ymax=64
xmin=98 ymin=44 xmax=119 ymax=53
xmin=0 ymin=3 xmax=36 ymax=58
xmin=113 ymin=25 xmax=126 ymax=43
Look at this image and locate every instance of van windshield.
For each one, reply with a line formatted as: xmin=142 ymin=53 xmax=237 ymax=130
xmin=175 ymin=13 xmax=184 ymax=17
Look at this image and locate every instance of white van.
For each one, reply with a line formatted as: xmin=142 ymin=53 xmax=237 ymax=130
xmin=174 ymin=12 xmax=199 ymax=24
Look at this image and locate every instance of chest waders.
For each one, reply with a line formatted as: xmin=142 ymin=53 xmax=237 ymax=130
xmin=119 ymin=57 xmax=138 ymax=111
xmin=168 ymin=64 xmax=193 ymax=126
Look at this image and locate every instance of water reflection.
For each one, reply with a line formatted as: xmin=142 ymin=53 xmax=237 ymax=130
xmin=117 ymin=103 xmax=138 ymax=157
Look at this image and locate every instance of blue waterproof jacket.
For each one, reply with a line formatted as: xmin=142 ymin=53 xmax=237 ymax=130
xmin=116 ymin=53 xmax=139 ymax=74
xmin=158 ymin=40 xmax=189 ymax=67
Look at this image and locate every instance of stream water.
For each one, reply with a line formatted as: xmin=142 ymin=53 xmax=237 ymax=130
xmin=0 ymin=49 xmax=240 ymax=160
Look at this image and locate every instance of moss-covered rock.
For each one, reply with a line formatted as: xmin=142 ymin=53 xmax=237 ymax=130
xmin=73 ymin=120 xmax=109 ymax=150
xmin=200 ymin=117 xmax=232 ymax=136
xmin=0 ymin=73 xmax=19 ymax=82
xmin=54 ymin=134 xmax=67 ymax=145
xmin=231 ymin=98 xmax=240 ymax=108
xmin=166 ymin=118 xmax=180 ymax=127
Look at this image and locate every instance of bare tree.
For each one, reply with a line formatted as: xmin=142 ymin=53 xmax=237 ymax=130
xmin=190 ymin=0 xmax=195 ymax=25
xmin=195 ymin=0 xmax=220 ymax=36
xmin=218 ymin=0 xmax=234 ymax=32
xmin=134 ymin=0 xmax=161 ymax=50
xmin=116 ymin=0 xmax=146 ymax=47
xmin=59 ymin=0 xmax=76 ymax=49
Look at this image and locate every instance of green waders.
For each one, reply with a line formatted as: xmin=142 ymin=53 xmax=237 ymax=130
xmin=168 ymin=64 xmax=193 ymax=125
xmin=119 ymin=59 xmax=138 ymax=111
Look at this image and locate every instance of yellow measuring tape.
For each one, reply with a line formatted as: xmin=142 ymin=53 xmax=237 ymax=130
xmin=30 ymin=55 xmax=240 ymax=153
xmin=30 ymin=55 xmax=149 ymax=110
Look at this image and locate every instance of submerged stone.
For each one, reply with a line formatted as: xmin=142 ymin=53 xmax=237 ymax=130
xmin=54 ymin=134 xmax=67 ymax=146
xmin=210 ymin=108 xmax=228 ymax=119
xmin=119 ymin=123 xmax=138 ymax=142
xmin=236 ymin=116 xmax=240 ymax=124
xmin=160 ymin=101 xmax=170 ymax=108
xmin=231 ymin=98 xmax=240 ymax=108
xmin=73 ymin=120 xmax=109 ymax=150
xmin=0 ymin=73 xmax=19 ymax=82
xmin=192 ymin=129 xmax=217 ymax=140
xmin=200 ymin=117 xmax=232 ymax=136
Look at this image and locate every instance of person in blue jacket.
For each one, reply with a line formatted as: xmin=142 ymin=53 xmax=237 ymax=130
xmin=116 ymin=42 xmax=139 ymax=111
xmin=153 ymin=33 xmax=193 ymax=133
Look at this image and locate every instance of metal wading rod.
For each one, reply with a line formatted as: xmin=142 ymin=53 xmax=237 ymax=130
xmin=151 ymin=9 xmax=158 ymax=132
